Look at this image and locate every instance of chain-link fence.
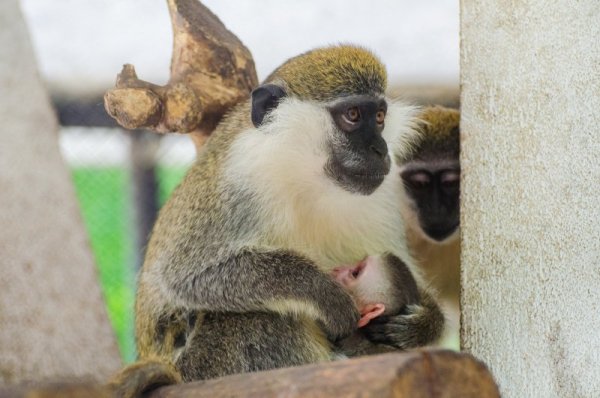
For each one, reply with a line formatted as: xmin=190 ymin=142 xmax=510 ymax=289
xmin=59 ymin=124 xmax=195 ymax=362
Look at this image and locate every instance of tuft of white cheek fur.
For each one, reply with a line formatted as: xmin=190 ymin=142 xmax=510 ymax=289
xmin=226 ymin=97 xmax=330 ymax=208
xmin=383 ymin=100 xmax=421 ymax=161
xmin=225 ymin=98 xmax=421 ymax=273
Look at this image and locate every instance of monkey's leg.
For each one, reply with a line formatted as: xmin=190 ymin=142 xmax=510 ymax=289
xmin=176 ymin=312 xmax=332 ymax=381
xmin=361 ymin=288 xmax=445 ymax=349
xmin=107 ymin=358 xmax=181 ymax=398
xmin=159 ymin=247 xmax=359 ymax=340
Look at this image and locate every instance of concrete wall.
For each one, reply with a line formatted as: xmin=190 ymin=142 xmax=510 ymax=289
xmin=460 ymin=0 xmax=600 ymax=396
xmin=0 ymin=0 xmax=121 ymax=383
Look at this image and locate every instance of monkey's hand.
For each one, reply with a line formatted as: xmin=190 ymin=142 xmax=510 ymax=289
xmin=361 ymin=288 xmax=444 ymax=349
xmin=313 ymin=276 xmax=362 ymax=341
xmin=161 ymin=247 xmax=360 ymax=340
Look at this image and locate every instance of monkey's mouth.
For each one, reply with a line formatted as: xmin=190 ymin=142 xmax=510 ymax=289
xmin=330 ymin=167 xmax=388 ymax=195
xmin=351 ymin=172 xmax=386 ymax=180
xmin=324 ymin=153 xmax=390 ymax=195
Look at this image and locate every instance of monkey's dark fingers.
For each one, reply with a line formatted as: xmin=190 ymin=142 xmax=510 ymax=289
xmin=362 ymin=297 xmax=444 ymax=350
xmin=361 ymin=314 xmax=418 ymax=350
xmin=107 ymin=358 xmax=182 ymax=398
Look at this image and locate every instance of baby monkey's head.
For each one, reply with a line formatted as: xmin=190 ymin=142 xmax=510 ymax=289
xmin=331 ymin=254 xmax=420 ymax=327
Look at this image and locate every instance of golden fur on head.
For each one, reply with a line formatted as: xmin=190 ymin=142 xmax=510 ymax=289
xmin=417 ymin=105 xmax=460 ymax=141
xmin=265 ymin=45 xmax=387 ymax=101
xmin=399 ymin=105 xmax=460 ymax=164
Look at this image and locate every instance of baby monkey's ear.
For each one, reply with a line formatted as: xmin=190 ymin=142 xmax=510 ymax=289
xmin=357 ymin=303 xmax=385 ymax=328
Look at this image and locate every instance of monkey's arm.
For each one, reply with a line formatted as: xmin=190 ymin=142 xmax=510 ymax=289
xmin=361 ymin=288 xmax=444 ymax=349
xmin=158 ymin=247 xmax=359 ymax=340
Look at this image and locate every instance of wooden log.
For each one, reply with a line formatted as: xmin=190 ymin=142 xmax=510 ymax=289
xmin=147 ymin=350 xmax=499 ymax=398
xmin=104 ymin=0 xmax=258 ymax=150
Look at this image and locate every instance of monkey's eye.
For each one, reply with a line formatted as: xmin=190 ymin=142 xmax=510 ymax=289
xmin=376 ymin=110 xmax=385 ymax=125
xmin=440 ymin=170 xmax=460 ymax=188
xmin=344 ymin=107 xmax=360 ymax=123
xmin=405 ymin=172 xmax=431 ymax=189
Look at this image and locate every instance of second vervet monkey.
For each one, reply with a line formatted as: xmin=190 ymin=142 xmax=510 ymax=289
xmin=397 ymin=105 xmax=460 ymax=344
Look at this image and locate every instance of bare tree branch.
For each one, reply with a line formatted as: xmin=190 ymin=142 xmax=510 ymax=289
xmin=104 ymin=0 xmax=258 ymax=149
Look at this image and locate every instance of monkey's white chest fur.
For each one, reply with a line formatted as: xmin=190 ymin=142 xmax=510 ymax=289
xmin=225 ymin=98 xmax=418 ymax=270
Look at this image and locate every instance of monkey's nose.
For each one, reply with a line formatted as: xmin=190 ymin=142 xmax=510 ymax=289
xmin=369 ymin=139 xmax=388 ymax=159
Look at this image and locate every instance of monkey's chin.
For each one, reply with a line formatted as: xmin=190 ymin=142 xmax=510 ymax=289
xmin=331 ymin=170 xmax=386 ymax=195
xmin=422 ymin=224 xmax=459 ymax=244
xmin=324 ymin=157 xmax=391 ymax=195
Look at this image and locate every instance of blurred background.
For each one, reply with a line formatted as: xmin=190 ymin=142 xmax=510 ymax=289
xmin=19 ymin=0 xmax=459 ymax=362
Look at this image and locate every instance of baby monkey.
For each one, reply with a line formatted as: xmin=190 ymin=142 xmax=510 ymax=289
xmin=332 ymin=254 xmax=423 ymax=356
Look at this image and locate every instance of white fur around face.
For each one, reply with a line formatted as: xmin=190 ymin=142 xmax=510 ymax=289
xmin=225 ymin=98 xmax=420 ymax=270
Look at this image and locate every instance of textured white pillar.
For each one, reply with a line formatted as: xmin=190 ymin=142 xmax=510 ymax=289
xmin=0 ymin=0 xmax=121 ymax=383
xmin=460 ymin=1 xmax=600 ymax=396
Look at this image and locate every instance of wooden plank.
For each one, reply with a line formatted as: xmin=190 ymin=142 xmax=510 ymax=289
xmin=149 ymin=350 xmax=499 ymax=398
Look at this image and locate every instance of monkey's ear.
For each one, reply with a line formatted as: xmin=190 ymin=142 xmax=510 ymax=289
xmin=357 ymin=303 xmax=386 ymax=328
xmin=251 ymin=84 xmax=286 ymax=127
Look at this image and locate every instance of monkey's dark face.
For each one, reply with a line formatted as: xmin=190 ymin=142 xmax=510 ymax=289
xmin=401 ymin=163 xmax=460 ymax=242
xmin=251 ymin=85 xmax=392 ymax=196
xmin=324 ymin=95 xmax=390 ymax=195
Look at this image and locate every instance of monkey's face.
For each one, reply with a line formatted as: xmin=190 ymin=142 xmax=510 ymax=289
xmin=324 ymin=95 xmax=391 ymax=195
xmin=401 ymin=161 xmax=460 ymax=242
xmin=250 ymin=84 xmax=416 ymax=199
xmin=398 ymin=106 xmax=461 ymax=243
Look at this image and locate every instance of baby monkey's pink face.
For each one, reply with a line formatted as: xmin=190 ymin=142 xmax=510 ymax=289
xmin=331 ymin=255 xmax=393 ymax=328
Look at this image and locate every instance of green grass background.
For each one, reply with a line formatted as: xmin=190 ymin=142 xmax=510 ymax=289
xmin=72 ymin=166 xmax=189 ymax=362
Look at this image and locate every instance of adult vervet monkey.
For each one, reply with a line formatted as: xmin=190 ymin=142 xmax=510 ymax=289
xmin=110 ymin=45 xmax=444 ymax=397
